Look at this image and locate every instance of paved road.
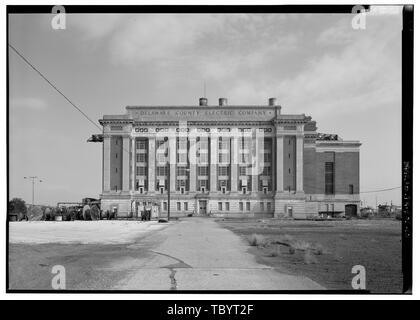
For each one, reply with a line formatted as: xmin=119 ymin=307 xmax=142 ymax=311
xmin=115 ymin=218 xmax=324 ymax=290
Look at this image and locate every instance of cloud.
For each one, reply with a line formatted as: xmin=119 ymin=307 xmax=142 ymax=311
xmin=226 ymin=14 xmax=401 ymax=114
xmin=70 ymin=14 xmax=123 ymax=39
xmin=11 ymin=97 xmax=48 ymax=110
xmin=104 ymin=14 xmax=223 ymax=65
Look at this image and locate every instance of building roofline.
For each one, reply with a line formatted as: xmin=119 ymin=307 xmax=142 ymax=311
xmin=125 ymin=105 xmax=280 ymax=109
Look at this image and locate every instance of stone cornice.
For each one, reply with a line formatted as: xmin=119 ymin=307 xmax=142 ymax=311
xmin=316 ymin=140 xmax=362 ymax=147
xmin=273 ymin=118 xmax=310 ymax=125
xmin=102 ymin=133 xmax=131 ymax=138
xmin=99 ymin=119 xmax=134 ymax=126
xmin=132 ymin=121 xmax=274 ymax=126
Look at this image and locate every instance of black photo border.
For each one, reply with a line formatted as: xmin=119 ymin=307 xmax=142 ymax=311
xmin=5 ymin=4 xmax=413 ymax=295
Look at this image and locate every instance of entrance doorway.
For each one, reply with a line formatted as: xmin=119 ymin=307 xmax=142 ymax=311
xmin=199 ymin=200 xmax=207 ymax=215
xmin=345 ymin=204 xmax=358 ymax=218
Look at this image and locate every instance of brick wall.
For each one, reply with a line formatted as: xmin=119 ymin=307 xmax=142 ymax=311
xmin=334 ymin=152 xmax=360 ymax=194
xmin=307 ymin=150 xmax=359 ymax=195
xmin=303 ymin=147 xmax=316 ymax=193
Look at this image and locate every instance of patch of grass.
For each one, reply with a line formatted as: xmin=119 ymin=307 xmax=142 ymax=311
xmin=248 ymin=234 xmax=267 ymax=247
xmin=290 ymin=240 xmax=312 ymax=251
xmin=268 ymin=245 xmax=280 ymax=257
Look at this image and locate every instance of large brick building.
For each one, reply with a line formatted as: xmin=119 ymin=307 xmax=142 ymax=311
xmin=99 ymin=98 xmax=361 ymax=219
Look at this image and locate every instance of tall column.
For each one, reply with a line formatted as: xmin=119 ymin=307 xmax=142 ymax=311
xmin=271 ymin=136 xmax=276 ymax=192
xmin=122 ymin=136 xmax=130 ymax=191
xmin=131 ymin=138 xmax=136 ymax=191
xmin=251 ymin=131 xmax=259 ymax=193
xmin=189 ymin=136 xmax=197 ymax=193
xmin=230 ymin=130 xmax=238 ymax=193
xmin=148 ymin=137 xmax=156 ymax=192
xmin=276 ymin=134 xmax=284 ymax=192
xmin=210 ymin=131 xmax=218 ymax=192
xmin=169 ymin=135 xmax=176 ymax=192
xmin=103 ymin=135 xmax=111 ymax=192
xmin=296 ymin=133 xmax=304 ymax=192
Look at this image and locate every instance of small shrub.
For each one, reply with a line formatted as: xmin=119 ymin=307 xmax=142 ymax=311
xmin=279 ymin=234 xmax=294 ymax=243
xmin=291 ymin=240 xmax=311 ymax=251
xmin=312 ymin=243 xmax=324 ymax=255
xmin=248 ymin=234 xmax=266 ymax=247
xmin=268 ymin=245 xmax=280 ymax=257
xmin=304 ymin=250 xmax=318 ymax=264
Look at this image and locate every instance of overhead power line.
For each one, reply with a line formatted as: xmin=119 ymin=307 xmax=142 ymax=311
xmin=359 ymin=186 xmax=401 ymax=194
xmin=8 ymin=43 xmax=102 ymax=132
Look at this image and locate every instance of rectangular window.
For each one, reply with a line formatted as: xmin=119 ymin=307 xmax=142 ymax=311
xmin=176 ymin=166 xmax=188 ymax=176
xmin=184 ymin=202 xmax=188 ymax=211
xmin=260 ymin=202 xmax=264 ymax=211
xmin=218 ymin=166 xmax=229 ymax=176
xmin=225 ymin=202 xmax=230 ymax=211
xmin=246 ymin=202 xmax=251 ymax=211
xmin=262 ymin=166 xmax=271 ymax=176
xmin=241 ymin=153 xmax=250 ymax=164
xmin=136 ymin=153 xmax=147 ymax=162
xmin=199 ymin=153 xmax=208 ymax=163
xmin=199 ymin=179 xmax=208 ymax=187
xmin=349 ymin=184 xmax=354 ymax=194
xmin=239 ymin=166 xmax=247 ymax=176
xmin=156 ymin=166 xmax=167 ymax=176
xmin=325 ymin=162 xmax=335 ymax=194
xmin=198 ymin=166 xmax=209 ymax=176
xmin=219 ymin=153 xmax=229 ymax=164
xmin=177 ymin=202 xmax=181 ymax=211
xmin=136 ymin=140 xmax=147 ymax=150
xmin=177 ymin=153 xmax=188 ymax=164
xmin=239 ymin=202 xmax=243 ymax=211
xmin=163 ymin=202 xmax=167 ymax=211
xmin=136 ymin=166 xmax=147 ymax=176
xmin=218 ymin=202 xmax=222 ymax=211
xmin=267 ymin=202 xmax=271 ymax=211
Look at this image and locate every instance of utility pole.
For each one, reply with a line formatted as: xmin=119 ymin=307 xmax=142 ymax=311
xmin=24 ymin=176 xmax=43 ymax=211
xmin=167 ymin=162 xmax=170 ymax=221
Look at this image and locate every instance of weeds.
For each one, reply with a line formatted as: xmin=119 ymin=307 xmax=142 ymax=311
xmin=248 ymin=234 xmax=267 ymax=247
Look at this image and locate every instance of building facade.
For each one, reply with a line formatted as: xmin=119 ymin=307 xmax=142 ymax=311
xmin=99 ymin=98 xmax=361 ymax=219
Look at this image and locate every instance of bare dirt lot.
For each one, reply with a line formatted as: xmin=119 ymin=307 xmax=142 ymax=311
xmin=217 ymin=218 xmax=403 ymax=293
xmin=8 ymin=220 xmax=167 ymax=290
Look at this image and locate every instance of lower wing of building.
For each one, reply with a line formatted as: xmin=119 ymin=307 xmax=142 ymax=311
xmin=98 ymin=98 xmax=361 ymax=219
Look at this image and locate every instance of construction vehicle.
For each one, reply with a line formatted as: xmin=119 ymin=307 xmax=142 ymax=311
xmin=44 ymin=197 xmax=112 ymax=221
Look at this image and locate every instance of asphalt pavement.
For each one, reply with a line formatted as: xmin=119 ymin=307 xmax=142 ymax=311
xmin=115 ymin=218 xmax=324 ymax=290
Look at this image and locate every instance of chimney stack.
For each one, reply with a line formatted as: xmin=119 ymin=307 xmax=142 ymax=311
xmin=268 ymin=97 xmax=277 ymax=106
xmin=218 ymin=98 xmax=228 ymax=106
xmin=199 ymin=97 xmax=208 ymax=106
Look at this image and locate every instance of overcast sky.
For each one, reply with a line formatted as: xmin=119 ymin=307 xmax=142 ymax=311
xmin=8 ymin=7 xmax=402 ymax=207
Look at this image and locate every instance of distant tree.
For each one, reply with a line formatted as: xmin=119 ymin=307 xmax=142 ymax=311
xmin=8 ymin=198 xmax=27 ymax=215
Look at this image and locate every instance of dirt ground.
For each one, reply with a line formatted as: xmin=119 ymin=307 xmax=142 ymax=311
xmin=8 ymin=220 xmax=164 ymax=290
xmin=217 ymin=218 xmax=403 ymax=293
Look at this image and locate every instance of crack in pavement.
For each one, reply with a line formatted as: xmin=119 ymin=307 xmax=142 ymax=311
xmin=149 ymin=250 xmax=192 ymax=268
xmin=169 ymin=269 xmax=177 ymax=290
xmin=149 ymin=250 xmax=192 ymax=290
